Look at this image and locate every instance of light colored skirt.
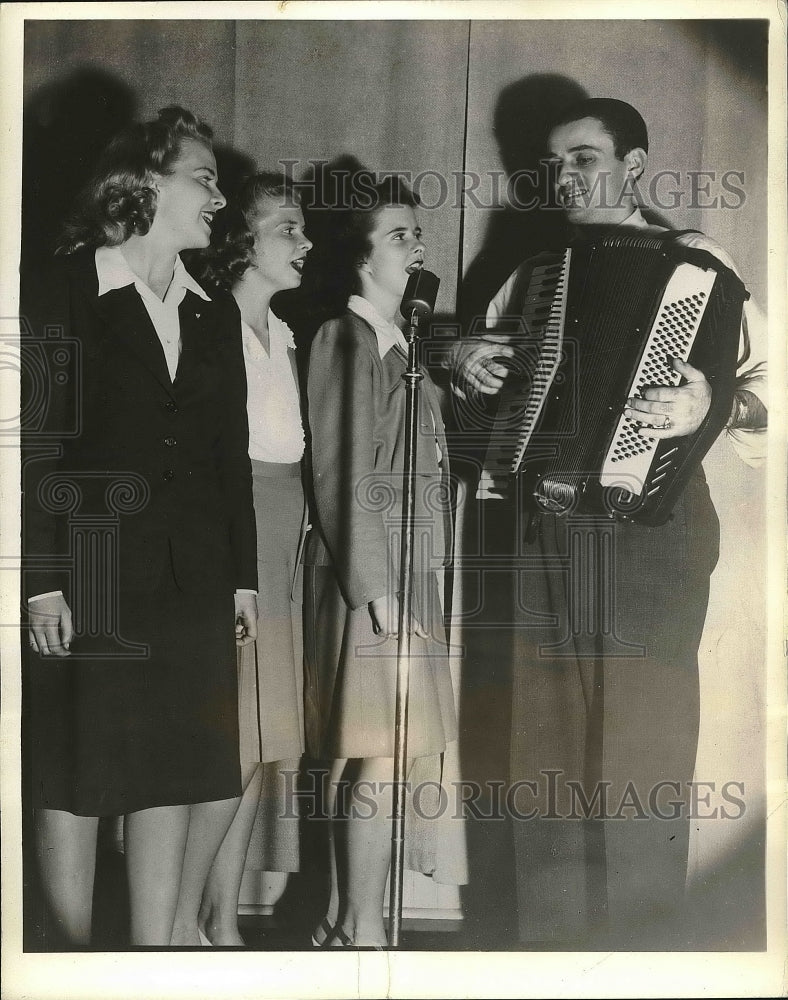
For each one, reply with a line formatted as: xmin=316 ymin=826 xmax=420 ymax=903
xmin=238 ymin=460 xmax=305 ymax=873
xmin=304 ymin=550 xmax=466 ymax=885
xmin=303 ymin=563 xmax=457 ymax=760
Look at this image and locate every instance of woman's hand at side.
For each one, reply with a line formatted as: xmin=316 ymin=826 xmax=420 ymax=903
xmin=29 ymin=594 xmax=73 ymax=656
xmin=368 ymin=595 xmax=427 ymax=639
xmin=234 ymin=592 xmax=258 ymax=647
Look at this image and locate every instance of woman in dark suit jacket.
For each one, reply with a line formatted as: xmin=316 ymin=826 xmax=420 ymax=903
xmin=304 ymin=177 xmax=457 ymax=947
xmin=22 ymin=107 xmax=257 ymax=946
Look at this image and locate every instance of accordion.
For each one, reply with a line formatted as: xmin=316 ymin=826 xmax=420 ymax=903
xmin=476 ymin=231 xmax=749 ymax=525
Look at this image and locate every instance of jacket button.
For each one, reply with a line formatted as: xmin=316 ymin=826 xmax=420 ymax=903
xmin=162 ymin=469 xmax=175 ymax=481
xmin=164 ymin=437 xmax=177 ymax=447
xmin=164 ymin=401 xmax=178 ymax=414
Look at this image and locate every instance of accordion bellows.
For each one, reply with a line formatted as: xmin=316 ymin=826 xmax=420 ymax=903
xmin=477 ymin=231 xmax=748 ymax=526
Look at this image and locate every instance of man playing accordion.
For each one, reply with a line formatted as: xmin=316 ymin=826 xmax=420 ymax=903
xmin=450 ymin=98 xmax=766 ymax=948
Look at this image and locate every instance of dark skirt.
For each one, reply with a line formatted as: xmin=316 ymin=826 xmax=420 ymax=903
xmin=26 ymin=576 xmax=241 ymax=817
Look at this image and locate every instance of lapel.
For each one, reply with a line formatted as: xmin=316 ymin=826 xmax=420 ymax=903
xmin=69 ymin=246 xmax=174 ymax=395
xmin=174 ymin=289 xmax=210 ymax=387
xmin=388 ymin=336 xmax=448 ymax=445
xmin=352 ymin=312 xmax=447 ymax=445
xmin=93 ymin=283 xmax=175 ymax=395
xmin=420 ymin=369 xmax=447 ymax=442
xmin=85 ymin=260 xmax=210 ymax=396
xmin=343 ymin=310 xmax=452 ymax=559
xmin=287 ymin=344 xmax=302 ymax=408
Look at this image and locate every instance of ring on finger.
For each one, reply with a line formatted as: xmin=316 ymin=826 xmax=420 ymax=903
xmin=662 ymin=416 xmax=672 ymax=430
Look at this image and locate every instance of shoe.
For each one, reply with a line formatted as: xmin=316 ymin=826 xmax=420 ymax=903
xmin=310 ymin=917 xmax=335 ymax=947
xmin=332 ymin=925 xmax=354 ymax=947
xmin=331 ymin=925 xmax=385 ymax=950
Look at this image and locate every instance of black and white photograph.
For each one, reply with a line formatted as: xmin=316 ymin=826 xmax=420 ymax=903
xmin=1 ymin=2 xmax=785 ymax=998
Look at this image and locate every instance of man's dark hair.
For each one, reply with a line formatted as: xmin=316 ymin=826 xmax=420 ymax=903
xmin=551 ymin=98 xmax=649 ymax=158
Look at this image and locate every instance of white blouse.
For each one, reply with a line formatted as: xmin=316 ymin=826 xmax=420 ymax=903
xmin=242 ymin=310 xmax=304 ymax=464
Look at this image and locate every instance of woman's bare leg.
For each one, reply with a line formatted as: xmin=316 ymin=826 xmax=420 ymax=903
xmin=332 ymin=756 xmax=404 ymax=948
xmin=312 ymin=758 xmax=345 ymax=943
xmin=35 ymin=808 xmax=99 ymax=946
xmin=168 ymin=797 xmax=240 ymax=945
xmin=198 ymin=764 xmax=262 ymax=945
xmin=124 ymin=804 xmax=190 ymax=945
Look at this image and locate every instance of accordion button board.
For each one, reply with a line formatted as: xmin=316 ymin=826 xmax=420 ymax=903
xmin=599 ymin=262 xmax=716 ymax=494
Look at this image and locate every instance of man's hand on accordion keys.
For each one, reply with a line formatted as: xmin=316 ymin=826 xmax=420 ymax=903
xmin=624 ymin=357 xmax=712 ymax=439
xmin=449 ymin=335 xmax=517 ymax=400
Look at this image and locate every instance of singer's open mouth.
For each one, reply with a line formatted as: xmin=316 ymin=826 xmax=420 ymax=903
xmin=405 ymin=261 xmax=423 ymax=275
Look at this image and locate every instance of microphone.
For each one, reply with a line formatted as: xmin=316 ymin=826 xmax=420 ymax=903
xmin=400 ymin=267 xmax=440 ymax=324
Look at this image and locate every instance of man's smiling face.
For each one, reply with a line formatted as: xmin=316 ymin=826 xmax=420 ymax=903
xmin=547 ymin=116 xmax=643 ymax=226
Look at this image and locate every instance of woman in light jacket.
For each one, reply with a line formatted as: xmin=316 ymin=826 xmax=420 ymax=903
xmin=304 ymin=176 xmax=456 ymax=948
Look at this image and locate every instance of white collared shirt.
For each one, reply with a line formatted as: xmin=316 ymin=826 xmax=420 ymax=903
xmin=242 ymin=311 xmax=304 ymax=463
xmin=347 ymin=294 xmax=409 ymax=360
xmin=95 ymin=245 xmax=211 ymax=381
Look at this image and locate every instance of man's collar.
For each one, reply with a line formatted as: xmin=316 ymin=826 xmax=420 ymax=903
xmin=620 ymin=207 xmax=648 ymax=229
xmin=569 ymin=207 xmax=652 ymax=243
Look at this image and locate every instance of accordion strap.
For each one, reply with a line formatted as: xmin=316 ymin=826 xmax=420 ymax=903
xmin=665 ymin=228 xmax=703 ymax=240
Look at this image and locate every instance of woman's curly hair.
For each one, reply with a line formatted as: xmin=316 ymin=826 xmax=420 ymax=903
xmin=195 ymin=173 xmax=300 ymax=293
xmin=310 ymin=172 xmax=420 ymax=312
xmin=57 ymin=106 xmax=214 ymax=254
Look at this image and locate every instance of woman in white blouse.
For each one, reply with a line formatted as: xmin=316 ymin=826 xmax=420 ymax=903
xmin=193 ymin=173 xmax=312 ymax=945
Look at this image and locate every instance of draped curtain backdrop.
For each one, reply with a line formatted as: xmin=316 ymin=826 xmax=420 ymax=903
xmin=22 ymin=16 xmax=768 ymax=940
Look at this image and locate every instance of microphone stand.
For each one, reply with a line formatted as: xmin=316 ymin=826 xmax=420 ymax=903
xmin=388 ymin=304 xmax=424 ymax=948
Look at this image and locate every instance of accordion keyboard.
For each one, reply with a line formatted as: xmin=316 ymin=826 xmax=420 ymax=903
xmin=476 ymin=250 xmax=570 ymax=500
